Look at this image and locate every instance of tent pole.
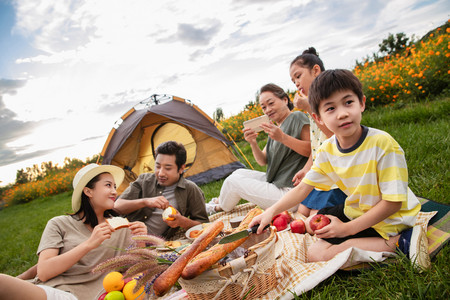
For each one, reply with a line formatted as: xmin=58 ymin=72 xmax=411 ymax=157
xmin=214 ymin=121 xmax=254 ymax=170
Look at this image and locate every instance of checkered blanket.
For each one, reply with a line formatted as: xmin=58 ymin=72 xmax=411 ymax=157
xmin=206 ymin=201 xmax=442 ymax=299
xmin=163 ymin=200 xmax=447 ymax=299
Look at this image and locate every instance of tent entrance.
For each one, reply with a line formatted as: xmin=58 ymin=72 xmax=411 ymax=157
xmin=135 ymin=122 xmax=197 ymax=175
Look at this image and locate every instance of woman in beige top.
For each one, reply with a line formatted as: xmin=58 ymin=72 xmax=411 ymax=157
xmin=0 ymin=164 xmax=147 ymax=300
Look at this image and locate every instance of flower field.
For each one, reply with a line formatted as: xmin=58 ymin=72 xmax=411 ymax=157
xmin=354 ymin=23 xmax=449 ymax=107
xmin=220 ymin=21 xmax=449 ymax=141
xmin=1 ymin=167 xmax=80 ymax=208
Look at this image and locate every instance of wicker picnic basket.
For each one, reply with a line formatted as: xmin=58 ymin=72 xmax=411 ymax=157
xmin=178 ymin=226 xmax=278 ymax=300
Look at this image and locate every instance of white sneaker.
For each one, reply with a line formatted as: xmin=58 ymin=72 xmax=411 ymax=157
xmin=398 ymin=225 xmax=431 ymax=270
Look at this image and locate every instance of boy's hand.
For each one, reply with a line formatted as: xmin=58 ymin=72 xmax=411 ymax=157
xmin=248 ymin=211 xmax=273 ymax=234
xmin=313 ymin=215 xmax=352 ymax=239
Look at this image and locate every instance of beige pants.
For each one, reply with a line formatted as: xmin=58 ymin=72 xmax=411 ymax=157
xmin=218 ymin=169 xmax=295 ymax=212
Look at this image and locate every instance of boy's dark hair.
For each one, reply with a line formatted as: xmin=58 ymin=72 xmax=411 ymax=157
xmin=309 ymin=69 xmax=364 ymax=115
xmin=260 ymin=83 xmax=294 ymax=111
xmin=75 ymin=173 xmax=118 ymax=227
xmin=290 ymin=47 xmax=325 ymax=72
xmin=155 ymin=141 xmax=187 ymax=170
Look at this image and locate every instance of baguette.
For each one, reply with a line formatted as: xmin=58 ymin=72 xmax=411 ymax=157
xmin=152 ymin=220 xmax=224 ymax=297
xmin=181 ymin=207 xmax=263 ymax=280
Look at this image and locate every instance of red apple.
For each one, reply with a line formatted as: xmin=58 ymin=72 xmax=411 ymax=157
xmin=272 ymin=211 xmax=292 ymax=223
xmin=272 ymin=211 xmax=292 ymax=224
xmin=272 ymin=216 xmax=288 ymax=232
xmin=290 ymin=219 xmax=306 ymax=234
xmin=309 ymin=214 xmax=331 ymax=232
xmin=280 ymin=211 xmax=292 ymax=222
xmin=98 ymin=292 xmax=108 ymax=300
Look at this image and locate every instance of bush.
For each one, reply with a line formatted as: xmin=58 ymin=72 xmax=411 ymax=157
xmin=354 ymin=21 xmax=449 ymax=108
xmin=220 ymin=104 xmax=264 ymax=142
xmin=1 ymin=168 xmax=79 ymax=207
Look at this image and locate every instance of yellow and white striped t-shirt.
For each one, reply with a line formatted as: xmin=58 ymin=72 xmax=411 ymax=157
xmin=303 ymin=126 xmax=420 ymax=239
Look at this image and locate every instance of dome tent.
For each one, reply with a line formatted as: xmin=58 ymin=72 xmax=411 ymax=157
xmin=101 ymin=94 xmax=245 ymax=194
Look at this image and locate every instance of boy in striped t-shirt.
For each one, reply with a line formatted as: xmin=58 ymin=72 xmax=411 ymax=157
xmin=249 ymin=69 xmax=430 ymax=270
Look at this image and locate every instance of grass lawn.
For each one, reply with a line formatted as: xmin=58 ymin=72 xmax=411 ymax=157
xmin=0 ymin=97 xmax=448 ymax=298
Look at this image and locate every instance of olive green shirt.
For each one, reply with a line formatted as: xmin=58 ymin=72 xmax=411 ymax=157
xmin=266 ymin=111 xmax=309 ymax=188
xmin=119 ymin=173 xmax=209 ymax=239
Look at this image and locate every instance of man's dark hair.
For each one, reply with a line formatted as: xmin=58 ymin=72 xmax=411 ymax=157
xmin=309 ymin=69 xmax=364 ymax=115
xmin=155 ymin=141 xmax=187 ymax=170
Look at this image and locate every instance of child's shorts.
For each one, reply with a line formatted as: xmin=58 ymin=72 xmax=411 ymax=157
xmin=37 ymin=285 xmax=78 ymax=300
xmin=317 ymin=204 xmax=383 ymax=245
xmin=301 ymin=188 xmax=347 ymax=210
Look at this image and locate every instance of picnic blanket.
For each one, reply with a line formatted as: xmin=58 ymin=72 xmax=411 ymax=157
xmin=163 ymin=198 xmax=449 ymax=299
xmin=417 ymin=196 xmax=450 ymax=258
xmin=205 ymin=200 xmax=447 ymax=299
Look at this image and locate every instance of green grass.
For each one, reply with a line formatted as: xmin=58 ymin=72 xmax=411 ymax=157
xmin=0 ymin=98 xmax=449 ymax=298
xmin=0 ymin=192 xmax=72 ymax=275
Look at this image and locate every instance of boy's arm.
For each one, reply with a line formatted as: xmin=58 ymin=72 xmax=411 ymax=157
xmin=315 ymin=199 xmax=402 ymax=238
xmin=249 ymin=182 xmax=314 ymax=234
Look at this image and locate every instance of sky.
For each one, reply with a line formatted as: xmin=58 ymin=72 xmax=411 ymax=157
xmin=0 ymin=0 xmax=448 ymax=186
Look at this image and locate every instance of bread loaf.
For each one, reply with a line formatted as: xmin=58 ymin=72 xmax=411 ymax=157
xmin=106 ymin=216 xmax=129 ymax=230
xmin=181 ymin=207 xmax=263 ymax=280
xmin=152 ymin=220 xmax=224 ymax=297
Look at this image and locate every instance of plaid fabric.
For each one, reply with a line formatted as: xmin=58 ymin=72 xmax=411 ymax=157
xmin=418 ymin=196 xmax=450 ymax=258
xmin=201 ymin=202 xmax=440 ymax=299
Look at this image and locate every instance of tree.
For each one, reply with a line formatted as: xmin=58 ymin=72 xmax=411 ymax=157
xmin=378 ymin=32 xmax=410 ymax=55
xmin=213 ymin=107 xmax=224 ymax=122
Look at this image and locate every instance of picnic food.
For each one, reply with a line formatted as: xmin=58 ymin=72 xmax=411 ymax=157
xmin=106 ymin=217 xmax=130 ymax=230
xmin=290 ymin=219 xmax=306 ymax=234
xmin=104 ymin=291 xmax=125 ymax=300
xmin=162 ymin=206 xmax=177 ymax=221
xmin=164 ymin=240 xmax=182 ymax=248
xmin=189 ymin=230 xmax=200 ymax=238
xmin=187 ymin=223 xmax=210 ymax=239
xmin=181 ymin=207 xmax=263 ymax=280
xmin=272 ymin=211 xmax=292 ymax=223
xmin=271 ymin=211 xmax=292 ymax=231
xmin=272 ymin=216 xmax=288 ymax=231
xmin=309 ymin=214 xmax=331 ymax=231
xmin=103 ymin=271 xmax=125 ymax=292
xmin=152 ymin=220 xmax=224 ymax=297
xmin=122 ymin=279 xmax=145 ymax=300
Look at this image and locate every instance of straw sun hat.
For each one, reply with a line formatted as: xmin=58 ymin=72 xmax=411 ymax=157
xmin=71 ymin=164 xmax=125 ymax=212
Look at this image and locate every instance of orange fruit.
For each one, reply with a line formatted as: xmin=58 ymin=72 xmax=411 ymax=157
xmin=122 ymin=279 xmax=145 ymax=300
xmin=162 ymin=206 xmax=177 ymax=221
xmin=103 ymin=271 xmax=125 ymax=292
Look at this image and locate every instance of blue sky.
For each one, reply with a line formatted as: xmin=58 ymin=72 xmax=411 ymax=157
xmin=0 ymin=0 xmax=448 ymax=185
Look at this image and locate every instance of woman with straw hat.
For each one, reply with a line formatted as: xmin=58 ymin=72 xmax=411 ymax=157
xmin=0 ymin=164 xmax=147 ymax=299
